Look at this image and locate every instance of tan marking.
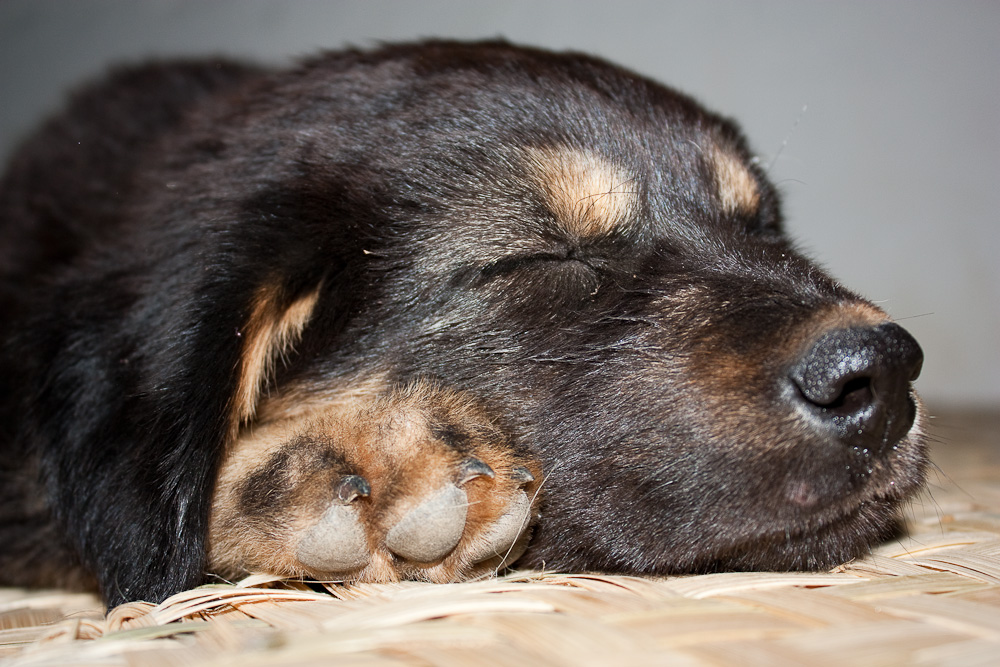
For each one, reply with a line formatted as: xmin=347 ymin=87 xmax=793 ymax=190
xmin=671 ymin=299 xmax=894 ymax=417
xmin=232 ymin=284 xmax=321 ymax=430
xmin=526 ymin=146 xmax=637 ymax=237
xmin=711 ymin=147 xmax=760 ymax=216
xmin=665 ymin=297 xmax=918 ymax=470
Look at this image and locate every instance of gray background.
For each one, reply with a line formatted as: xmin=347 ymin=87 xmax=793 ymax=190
xmin=1 ymin=0 xmax=997 ymax=409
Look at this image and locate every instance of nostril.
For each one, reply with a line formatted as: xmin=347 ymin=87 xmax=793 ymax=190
xmin=790 ymin=344 xmax=877 ymax=413
xmin=789 ymin=323 xmax=922 ymax=449
xmin=820 ymin=376 xmax=873 ymax=418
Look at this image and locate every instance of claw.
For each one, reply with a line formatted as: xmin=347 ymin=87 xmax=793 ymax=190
xmin=511 ymin=466 xmax=535 ymax=485
xmin=457 ymin=457 xmax=495 ymax=486
xmin=335 ymin=474 xmax=371 ymax=504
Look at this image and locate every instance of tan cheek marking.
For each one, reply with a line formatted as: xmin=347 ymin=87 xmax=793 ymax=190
xmin=233 ymin=284 xmax=321 ymax=430
xmin=711 ymin=147 xmax=761 ymax=216
xmin=526 ymin=146 xmax=637 ymax=237
xmin=672 ymin=300 xmax=897 ymax=456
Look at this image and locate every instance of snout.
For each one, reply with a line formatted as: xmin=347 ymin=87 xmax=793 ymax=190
xmin=788 ymin=323 xmax=923 ymax=453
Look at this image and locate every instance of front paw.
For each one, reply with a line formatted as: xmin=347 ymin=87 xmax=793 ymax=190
xmin=208 ymin=383 xmax=542 ymax=583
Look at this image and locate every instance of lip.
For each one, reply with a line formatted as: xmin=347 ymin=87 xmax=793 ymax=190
xmin=779 ymin=446 xmax=926 ymax=536
xmin=711 ymin=494 xmax=911 ymax=572
xmin=782 ymin=455 xmax=925 ymax=526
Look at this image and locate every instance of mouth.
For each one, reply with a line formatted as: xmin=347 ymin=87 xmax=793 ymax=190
xmin=697 ymin=418 xmax=929 ymax=573
xmin=705 ymin=493 xmax=912 ymax=573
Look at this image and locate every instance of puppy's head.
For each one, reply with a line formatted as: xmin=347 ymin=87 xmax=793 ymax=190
xmin=225 ymin=42 xmax=926 ymax=574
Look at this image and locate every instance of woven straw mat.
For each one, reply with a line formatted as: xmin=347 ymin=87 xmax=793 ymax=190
xmin=1 ymin=408 xmax=998 ymax=666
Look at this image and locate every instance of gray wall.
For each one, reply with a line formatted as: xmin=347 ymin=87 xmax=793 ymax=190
xmin=1 ymin=0 xmax=997 ymax=408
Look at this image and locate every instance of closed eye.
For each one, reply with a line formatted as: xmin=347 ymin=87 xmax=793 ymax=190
xmin=478 ymin=252 xmax=571 ymax=280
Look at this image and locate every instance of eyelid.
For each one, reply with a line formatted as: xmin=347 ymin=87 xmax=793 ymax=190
xmin=478 ymin=252 xmax=568 ymax=279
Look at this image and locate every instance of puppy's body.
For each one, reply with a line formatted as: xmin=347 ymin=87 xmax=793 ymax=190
xmin=0 ymin=42 xmax=926 ymax=607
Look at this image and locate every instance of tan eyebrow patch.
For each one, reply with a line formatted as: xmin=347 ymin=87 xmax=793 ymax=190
xmin=232 ymin=283 xmax=321 ymax=430
xmin=525 ymin=146 xmax=637 ymax=237
xmin=710 ymin=147 xmax=761 ymax=216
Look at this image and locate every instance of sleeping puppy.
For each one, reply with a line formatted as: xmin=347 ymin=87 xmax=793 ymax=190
xmin=0 ymin=41 xmax=926 ymax=608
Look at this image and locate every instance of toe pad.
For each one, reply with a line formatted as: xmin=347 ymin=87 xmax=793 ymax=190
xmin=466 ymin=490 xmax=532 ymax=563
xmin=385 ymin=484 xmax=468 ymax=563
xmin=296 ymin=504 xmax=370 ymax=572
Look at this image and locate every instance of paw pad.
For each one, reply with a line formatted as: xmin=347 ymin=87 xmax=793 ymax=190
xmin=296 ymin=502 xmax=369 ymax=571
xmin=295 ymin=457 xmax=538 ymax=576
xmin=209 ymin=384 xmax=543 ymax=584
xmin=385 ymin=484 xmax=468 ymax=562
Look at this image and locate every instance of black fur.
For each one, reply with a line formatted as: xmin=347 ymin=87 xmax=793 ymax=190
xmin=0 ymin=41 xmax=926 ymax=607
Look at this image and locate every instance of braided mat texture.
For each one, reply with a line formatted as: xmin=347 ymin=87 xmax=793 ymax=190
xmin=2 ymin=410 xmax=997 ymax=666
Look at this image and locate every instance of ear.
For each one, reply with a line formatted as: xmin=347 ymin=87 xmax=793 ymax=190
xmin=36 ymin=274 xmax=328 ymax=608
xmin=35 ymin=171 xmax=381 ymax=607
xmin=233 ymin=283 xmax=321 ymax=430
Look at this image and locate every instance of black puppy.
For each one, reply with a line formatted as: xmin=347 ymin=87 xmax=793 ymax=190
xmin=0 ymin=41 xmax=926 ymax=608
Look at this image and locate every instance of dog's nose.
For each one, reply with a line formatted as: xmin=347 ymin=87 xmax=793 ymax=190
xmin=789 ymin=323 xmax=923 ymax=451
